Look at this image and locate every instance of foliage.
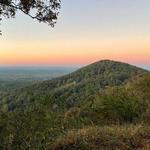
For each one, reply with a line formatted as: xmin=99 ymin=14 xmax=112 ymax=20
xmin=0 ymin=0 xmax=61 ymax=34
xmin=95 ymin=82 xmax=149 ymax=123
xmin=0 ymin=60 xmax=149 ymax=149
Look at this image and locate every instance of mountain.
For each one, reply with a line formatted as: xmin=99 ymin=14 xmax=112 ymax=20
xmin=34 ymin=59 xmax=147 ymax=90
xmin=0 ymin=60 xmax=148 ymax=111
xmin=0 ymin=60 xmax=149 ymax=149
xmin=24 ymin=60 xmax=149 ymax=108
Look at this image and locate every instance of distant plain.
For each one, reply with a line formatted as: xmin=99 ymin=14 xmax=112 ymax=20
xmin=0 ymin=66 xmax=77 ymax=91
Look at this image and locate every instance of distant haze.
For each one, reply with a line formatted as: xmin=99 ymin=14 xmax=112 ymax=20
xmin=135 ymin=64 xmax=150 ymax=71
xmin=0 ymin=66 xmax=77 ymax=82
xmin=0 ymin=62 xmax=149 ymax=71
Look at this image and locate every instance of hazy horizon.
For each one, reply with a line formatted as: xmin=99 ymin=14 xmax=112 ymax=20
xmin=0 ymin=61 xmax=149 ymax=71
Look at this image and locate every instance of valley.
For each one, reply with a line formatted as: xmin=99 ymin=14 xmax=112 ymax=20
xmin=0 ymin=66 xmax=76 ymax=91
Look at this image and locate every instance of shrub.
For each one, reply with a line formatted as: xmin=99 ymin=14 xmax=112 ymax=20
xmin=93 ymin=84 xmax=149 ymax=123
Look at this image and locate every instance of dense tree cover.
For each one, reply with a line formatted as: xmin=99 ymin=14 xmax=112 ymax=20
xmin=1 ymin=60 xmax=147 ymax=111
xmin=0 ymin=60 xmax=149 ymax=149
xmin=80 ymin=74 xmax=150 ymax=124
xmin=0 ymin=0 xmax=61 ymax=34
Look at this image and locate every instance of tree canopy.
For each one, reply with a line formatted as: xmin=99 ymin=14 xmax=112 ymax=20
xmin=0 ymin=60 xmax=149 ymax=149
xmin=0 ymin=0 xmax=61 ymax=34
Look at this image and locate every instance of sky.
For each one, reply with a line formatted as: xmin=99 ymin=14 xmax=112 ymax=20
xmin=0 ymin=0 xmax=150 ymax=67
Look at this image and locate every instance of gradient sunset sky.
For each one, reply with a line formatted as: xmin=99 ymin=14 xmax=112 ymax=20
xmin=0 ymin=0 xmax=150 ymax=67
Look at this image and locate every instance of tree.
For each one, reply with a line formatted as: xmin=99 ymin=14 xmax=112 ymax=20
xmin=0 ymin=0 xmax=61 ymax=34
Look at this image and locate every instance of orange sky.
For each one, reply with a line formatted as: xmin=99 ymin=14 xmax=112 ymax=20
xmin=0 ymin=0 xmax=150 ymax=65
xmin=0 ymin=37 xmax=150 ymax=65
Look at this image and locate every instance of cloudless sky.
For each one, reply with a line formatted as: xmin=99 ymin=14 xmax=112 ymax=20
xmin=0 ymin=0 xmax=150 ymax=67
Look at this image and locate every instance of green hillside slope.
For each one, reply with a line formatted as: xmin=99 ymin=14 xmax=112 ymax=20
xmin=1 ymin=60 xmax=147 ymax=112
xmin=0 ymin=60 xmax=149 ymax=149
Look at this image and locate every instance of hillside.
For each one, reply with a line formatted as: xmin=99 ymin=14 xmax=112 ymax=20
xmin=0 ymin=60 xmax=149 ymax=149
xmin=2 ymin=60 xmax=147 ymax=111
xmin=34 ymin=59 xmax=147 ymax=91
xmin=49 ymin=73 xmax=150 ymax=150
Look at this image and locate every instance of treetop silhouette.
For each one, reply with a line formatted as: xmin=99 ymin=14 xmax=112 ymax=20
xmin=0 ymin=0 xmax=61 ymax=34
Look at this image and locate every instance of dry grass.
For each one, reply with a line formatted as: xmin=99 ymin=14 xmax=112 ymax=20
xmin=49 ymin=124 xmax=150 ymax=150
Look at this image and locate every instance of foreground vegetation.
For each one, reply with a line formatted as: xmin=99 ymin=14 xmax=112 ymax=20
xmin=51 ymin=125 xmax=150 ymax=150
xmin=0 ymin=60 xmax=149 ymax=149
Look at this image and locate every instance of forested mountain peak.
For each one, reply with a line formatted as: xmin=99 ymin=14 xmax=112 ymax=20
xmin=38 ymin=59 xmax=147 ymax=90
xmin=77 ymin=59 xmax=147 ymax=75
xmin=0 ymin=60 xmax=149 ymax=149
xmin=25 ymin=60 xmax=148 ymax=109
xmin=0 ymin=60 xmax=148 ymax=111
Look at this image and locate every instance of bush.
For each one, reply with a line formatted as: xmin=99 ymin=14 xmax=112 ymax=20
xmin=97 ymin=87 xmax=144 ymax=123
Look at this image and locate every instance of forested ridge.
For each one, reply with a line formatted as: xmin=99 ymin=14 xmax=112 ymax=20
xmin=0 ymin=60 xmax=149 ymax=149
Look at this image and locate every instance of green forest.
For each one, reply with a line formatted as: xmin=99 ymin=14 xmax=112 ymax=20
xmin=0 ymin=60 xmax=150 ymax=150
